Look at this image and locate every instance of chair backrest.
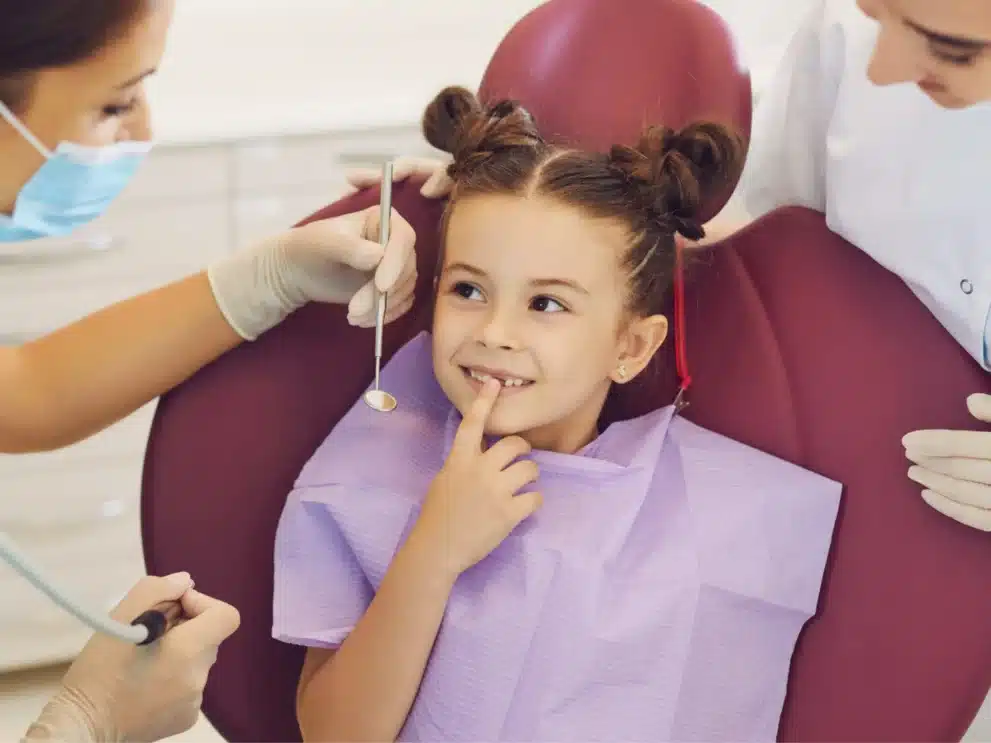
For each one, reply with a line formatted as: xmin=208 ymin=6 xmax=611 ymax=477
xmin=619 ymin=207 xmax=991 ymax=741
xmin=142 ymin=0 xmax=991 ymax=740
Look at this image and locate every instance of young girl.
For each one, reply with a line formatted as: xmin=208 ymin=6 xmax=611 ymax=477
xmin=272 ymin=87 xmax=841 ymax=742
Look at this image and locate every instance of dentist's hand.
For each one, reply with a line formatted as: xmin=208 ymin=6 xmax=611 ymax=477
xmin=903 ymin=393 xmax=991 ymax=531
xmin=207 ymin=206 xmax=418 ymax=340
xmin=24 ymin=573 xmax=241 ymax=743
xmin=345 ymin=156 xmax=454 ymax=200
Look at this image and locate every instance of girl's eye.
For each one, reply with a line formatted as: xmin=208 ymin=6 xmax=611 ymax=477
xmin=452 ymin=281 xmax=483 ymax=301
xmin=531 ymin=295 xmax=566 ymax=313
xmin=102 ymin=99 xmax=137 ymax=118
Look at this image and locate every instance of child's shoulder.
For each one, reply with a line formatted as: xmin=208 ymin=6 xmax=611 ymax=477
xmin=667 ymin=415 xmax=842 ymax=615
xmin=670 ymin=414 xmax=841 ymax=503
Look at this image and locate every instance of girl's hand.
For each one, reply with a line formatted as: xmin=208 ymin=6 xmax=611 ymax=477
xmin=413 ymin=379 xmax=543 ymax=578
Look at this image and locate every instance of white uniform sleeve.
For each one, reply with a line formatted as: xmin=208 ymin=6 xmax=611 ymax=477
xmin=736 ymin=0 xmax=848 ymax=218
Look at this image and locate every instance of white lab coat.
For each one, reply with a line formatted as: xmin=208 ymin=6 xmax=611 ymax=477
xmin=736 ymin=0 xmax=991 ymax=370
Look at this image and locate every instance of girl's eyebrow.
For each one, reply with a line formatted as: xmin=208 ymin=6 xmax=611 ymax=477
xmin=443 ymin=262 xmax=486 ymax=277
xmin=530 ymin=277 xmax=590 ymax=295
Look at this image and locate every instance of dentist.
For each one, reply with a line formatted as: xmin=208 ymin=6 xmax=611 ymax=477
xmin=2 ymin=1 xmax=417 ymax=741
xmin=354 ymin=0 xmax=991 ymax=532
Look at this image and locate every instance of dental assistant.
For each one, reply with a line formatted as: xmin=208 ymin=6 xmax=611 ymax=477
xmin=1 ymin=1 xmax=418 ymax=741
xmin=734 ymin=0 xmax=991 ymax=532
xmin=353 ymin=0 xmax=991 ymax=531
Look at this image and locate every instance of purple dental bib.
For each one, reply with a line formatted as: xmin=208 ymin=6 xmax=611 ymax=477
xmin=274 ymin=331 xmax=841 ymax=741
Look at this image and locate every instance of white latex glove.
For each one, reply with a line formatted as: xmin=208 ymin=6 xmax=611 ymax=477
xmin=903 ymin=393 xmax=991 ymax=531
xmin=207 ymin=206 xmax=418 ymax=341
xmin=345 ymin=156 xmax=454 ymax=200
xmin=23 ymin=573 xmax=240 ymax=743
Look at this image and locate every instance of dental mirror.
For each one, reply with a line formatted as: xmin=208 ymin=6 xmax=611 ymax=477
xmin=363 ymin=161 xmax=398 ymax=414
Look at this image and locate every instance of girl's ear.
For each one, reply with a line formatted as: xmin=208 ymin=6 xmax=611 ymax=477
xmin=610 ymin=314 xmax=668 ymax=384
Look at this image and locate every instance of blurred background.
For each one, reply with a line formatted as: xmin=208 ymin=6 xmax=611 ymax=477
xmin=1 ymin=1 xmax=989 ymax=740
xmin=144 ymin=0 xmax=816 ymax=143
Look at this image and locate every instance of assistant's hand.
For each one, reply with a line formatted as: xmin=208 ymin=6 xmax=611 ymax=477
xmin=207 ymin=206 xmax=418 ymax=340
xmin=24 ymin=573 xmax=240 ymax=743
xmin=903 ymin=393 xmax=991 ymax=531
xmin=345 ymin=156 xmax=454 ymax=200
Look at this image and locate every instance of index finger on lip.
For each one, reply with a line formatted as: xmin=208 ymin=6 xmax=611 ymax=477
xmin=453 ymin=378 xmax=501 ymax=454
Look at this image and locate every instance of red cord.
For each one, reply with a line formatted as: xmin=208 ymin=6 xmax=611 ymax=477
xmin=673 ymin=238 xmax=691 ymax=409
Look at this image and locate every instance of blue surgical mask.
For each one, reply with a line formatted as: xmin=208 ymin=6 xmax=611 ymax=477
xmin=0 ymin=100 xmax=152 ymax=243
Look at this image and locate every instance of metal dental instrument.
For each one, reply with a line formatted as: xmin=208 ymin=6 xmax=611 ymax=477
xmin=363 ymin=161 xmax=398 ymax=413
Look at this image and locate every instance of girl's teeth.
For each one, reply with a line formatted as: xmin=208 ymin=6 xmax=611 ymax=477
xmin=468 ymin=369 xmax=528 ymax=387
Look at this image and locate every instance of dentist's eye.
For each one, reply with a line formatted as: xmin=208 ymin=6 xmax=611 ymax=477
xmin=102 ymin=99 xmax=137 ymax=118
xmin=531 ymin=295 xmax=566 ymax=313
xmin=452 ymin=282 xmax=483 ymax=301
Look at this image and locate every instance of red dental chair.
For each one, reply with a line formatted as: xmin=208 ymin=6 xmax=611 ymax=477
xmin=142 ymin=0 xmax=991 ymax=740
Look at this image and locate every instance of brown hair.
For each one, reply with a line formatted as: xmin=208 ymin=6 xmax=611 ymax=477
xmin=0 ymin=0 xmax=149 ymax=112
xmin=423 ymin=86 xmax=744 ymax=317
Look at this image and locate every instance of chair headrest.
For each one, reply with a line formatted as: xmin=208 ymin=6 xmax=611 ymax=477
xmin=478 ymin=0 xmax=752 ymax=222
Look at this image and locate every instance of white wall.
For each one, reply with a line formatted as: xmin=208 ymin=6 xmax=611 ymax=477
xmin=147 ymin=1 xmax=549 ymax=142
xmin=146 ymin=0 xmax=817 ymax=144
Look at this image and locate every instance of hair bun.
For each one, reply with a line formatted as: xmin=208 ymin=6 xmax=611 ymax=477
xmin=422 ymin=86 xmax=543 ymax=183
xmin=421 ymin=86 xmax=483 ymax=154
xmin=609 ymin=122 xmax=743 ymax=240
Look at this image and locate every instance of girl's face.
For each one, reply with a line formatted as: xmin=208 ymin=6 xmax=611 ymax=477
xmin=432 ymin=193 xmax=668 ymax=454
